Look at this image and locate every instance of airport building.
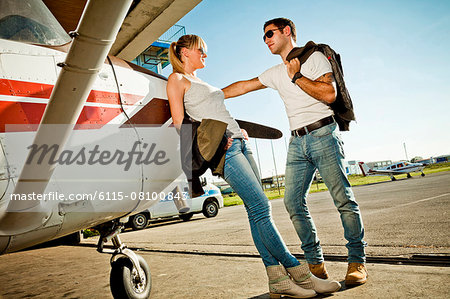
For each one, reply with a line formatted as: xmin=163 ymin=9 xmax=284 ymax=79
xmin=261 ymin=174 xmax=285 ymax=190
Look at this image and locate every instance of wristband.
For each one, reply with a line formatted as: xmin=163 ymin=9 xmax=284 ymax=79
xmin=291 ymin=72 xmax=303 ymax=84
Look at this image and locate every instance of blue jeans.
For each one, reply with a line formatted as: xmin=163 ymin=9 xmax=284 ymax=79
xmin=284 ymin=122 xmax=366 ymax=264
xmin=224 ymin=139 xmax=300 ymax=267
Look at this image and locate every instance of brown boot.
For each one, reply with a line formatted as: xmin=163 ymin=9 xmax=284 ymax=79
xmin=308 ymin=263 xmax=329 ymax=279
xmin=345 ymin=263 xmax=368 ymax=286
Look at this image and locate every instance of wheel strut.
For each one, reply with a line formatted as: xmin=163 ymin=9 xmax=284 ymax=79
xmin=96 ymin=221 xmax=146 ymax=284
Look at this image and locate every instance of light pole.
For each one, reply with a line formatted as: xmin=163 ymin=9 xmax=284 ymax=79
xmin=403 ymin=142 xmax=409 ymax=161
xmin=270 ymin=140 xmax=281 ymax=195
xmin=254 ymin=139 xmax=263 ymax=180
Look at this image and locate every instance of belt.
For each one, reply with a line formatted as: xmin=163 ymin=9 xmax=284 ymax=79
xmin=291 ymin=116 xmax=334 ymax=137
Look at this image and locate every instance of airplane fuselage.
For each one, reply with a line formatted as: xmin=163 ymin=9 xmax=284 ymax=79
xmin=0 ymin=36 xmax=181 ymax=254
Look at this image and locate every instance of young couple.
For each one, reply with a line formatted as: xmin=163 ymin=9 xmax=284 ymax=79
xmin=167 ymin=17 xmax=367 ymax=298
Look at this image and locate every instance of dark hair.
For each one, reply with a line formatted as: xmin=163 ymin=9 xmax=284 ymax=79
xmin=263 ymin=17 xmax=296 ymax=42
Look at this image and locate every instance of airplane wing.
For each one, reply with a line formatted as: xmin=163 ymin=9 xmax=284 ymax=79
xmin=44 ymin=0 xmax=202 ymax=61
xmin=368 ymin=169 xmax=400 ymax=175
xmin=369 ymin=165 xmax=424 ymax=175
xmin=235 ymin=119 xmax=283 ymax=139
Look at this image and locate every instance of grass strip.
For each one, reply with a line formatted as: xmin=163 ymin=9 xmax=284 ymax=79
xmin=223 ymin=162 xmax=450 ymax=207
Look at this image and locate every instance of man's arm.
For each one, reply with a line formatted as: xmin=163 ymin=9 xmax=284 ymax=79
xmin=285 ymin=58 xmax=336 ymax=104
xmin=222 ymin=77 xmax=266 ymax=99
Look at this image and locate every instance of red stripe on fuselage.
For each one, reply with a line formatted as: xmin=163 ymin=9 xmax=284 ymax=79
xmin=0 ymin=79 xmax=144 ymax=105
xmin=0 ymin=101 xmax=123 ymax=132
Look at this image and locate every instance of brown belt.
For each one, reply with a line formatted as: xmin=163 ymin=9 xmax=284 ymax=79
xmin=291 ymin=116 xmax=335 ymax=137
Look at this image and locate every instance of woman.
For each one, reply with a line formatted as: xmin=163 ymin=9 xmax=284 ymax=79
xmin=166 ymin=34 xmax=340 ymax=298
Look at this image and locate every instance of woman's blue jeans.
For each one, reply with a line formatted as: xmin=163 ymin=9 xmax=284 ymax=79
xmin=224 ymin=139 xmax=299 ymax=267
xmin=284 ymin=122 xmax=366 ymax=264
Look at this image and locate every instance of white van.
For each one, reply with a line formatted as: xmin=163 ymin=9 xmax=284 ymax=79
xmin=127 ymin=182 xmax=224 ymax=230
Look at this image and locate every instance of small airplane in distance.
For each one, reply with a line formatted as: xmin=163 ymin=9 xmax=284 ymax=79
xmin=358 ymin=161 xmax=425 ymax=181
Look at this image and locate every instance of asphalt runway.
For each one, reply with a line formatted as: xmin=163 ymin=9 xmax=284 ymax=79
xmin=0 ymin=171 xmax=449 ymax=298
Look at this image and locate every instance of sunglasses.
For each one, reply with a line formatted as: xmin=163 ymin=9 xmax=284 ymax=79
xmin=263 ymin=28 xmax=283 ymax=41
xmin=198 ymin=47 xmax=206 ymax=55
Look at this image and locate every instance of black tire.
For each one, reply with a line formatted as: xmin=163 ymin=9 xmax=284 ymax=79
xmin=391 ymin=177 xmax=397 ymax=181
xmin=110 ymin=254 xmax=151 ymax=299
xmin=55 ymin=231 xmax=81 ymax=245
xmin=66 ymin=231 xmax=81 ymax=245
xmin=421 ymin=173 xmax=425 ymax=177
xmin=179 ymin=213 xmax=193 ymax=221
xmin=202 ymin=200 xmax=219 ymax=218
xmin=130 ymin=213 xmax=148 ymax=230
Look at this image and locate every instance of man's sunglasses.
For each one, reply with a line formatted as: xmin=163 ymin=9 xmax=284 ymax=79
xmin=263 ymin=28 xmax=283 ymax=41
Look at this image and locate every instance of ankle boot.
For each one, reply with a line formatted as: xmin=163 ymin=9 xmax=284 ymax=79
xmin=345 ymin=263 xmax=368 ymax=285
xmin=266 ymin=265 xmax=316 ymax=299
xmin=308 ymin=262 xmax=329 ymax=279
xmin=286 ymin=262 xmax=341 ymax=294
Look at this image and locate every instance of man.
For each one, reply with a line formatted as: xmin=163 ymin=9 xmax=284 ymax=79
xmin=222 ymin=17 xmax=368 ymax=285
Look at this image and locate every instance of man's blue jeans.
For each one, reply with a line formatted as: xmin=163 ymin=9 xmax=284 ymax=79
xmin=224 ymin=139 xmax=300 ymax=267
xmin=284 ymin=122 xmax=366 ymax=264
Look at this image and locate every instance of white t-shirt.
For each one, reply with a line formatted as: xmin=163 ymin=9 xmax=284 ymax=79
xmin=258 ymin=51 xmax=334 ymax=130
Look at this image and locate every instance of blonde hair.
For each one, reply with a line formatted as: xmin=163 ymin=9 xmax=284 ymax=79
xmin=169 ymin=34 xmax=207 ymax=74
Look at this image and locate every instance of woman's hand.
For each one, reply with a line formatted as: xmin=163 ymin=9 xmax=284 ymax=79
xmin=225 ymin=137 xmax=233 ymax=150
xmin=241 ymin=129 xmax=249 ymax=140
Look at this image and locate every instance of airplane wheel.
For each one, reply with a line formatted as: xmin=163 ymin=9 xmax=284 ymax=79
xmin=421 ymin=173 xmax=425 ymax=177
xmin=110 ymin=254 xmax=151 ymax=299
xmin=391 ymin=177 xmax=397 ymax=181
xmin=407 ymin=173 xmax=412 ymax=178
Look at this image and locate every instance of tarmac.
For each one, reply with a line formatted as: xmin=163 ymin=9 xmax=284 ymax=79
xmin=0 ymin=171 xmax=449 ymax=298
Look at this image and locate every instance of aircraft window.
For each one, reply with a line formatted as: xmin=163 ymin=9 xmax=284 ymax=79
xmin=0 ymin=0 xmax=71 ymax=46
xmin=392 ymin=165 xmax=397 ymax=169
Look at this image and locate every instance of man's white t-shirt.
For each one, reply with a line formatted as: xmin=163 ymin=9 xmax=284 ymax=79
xmin=258 ymin=51 xmax=334 ymax=130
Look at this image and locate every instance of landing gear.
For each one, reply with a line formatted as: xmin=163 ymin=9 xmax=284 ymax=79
xmin=406 ymin=173 xmax=412 ymax=178
xmin=110 ymin=253 xmax=151 ymax=299
xmin=96 ymin=221 xmax=151 ymax=299
xmin=421 ymin=172 xmax=425 ymax=177
xmin=390 ymin=176 xmax=397 ymax=181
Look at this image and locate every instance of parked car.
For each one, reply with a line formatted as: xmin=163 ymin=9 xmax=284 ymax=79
xmin=127 ymin=182 xmax=224 ymax=230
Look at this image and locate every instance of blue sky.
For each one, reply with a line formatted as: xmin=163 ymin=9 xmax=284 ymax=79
xmin=162 ymin=0 xmax=450 ymax=178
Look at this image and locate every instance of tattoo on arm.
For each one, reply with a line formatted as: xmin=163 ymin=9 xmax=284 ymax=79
xmin=315 ymin=72 xmax=334 ymax=84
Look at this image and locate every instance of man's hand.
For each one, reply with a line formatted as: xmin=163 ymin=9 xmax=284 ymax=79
xmin=284 ymin=58 xmax=301 ymax=79
xmin=241 ymin=129 xmax=249 ymax=141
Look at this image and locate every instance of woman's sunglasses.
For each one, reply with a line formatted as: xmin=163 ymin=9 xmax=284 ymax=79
xmin=198 ymin=47 xmax=206 ymax=55
xmin=263 ymin=28 xmax=283 ymax=41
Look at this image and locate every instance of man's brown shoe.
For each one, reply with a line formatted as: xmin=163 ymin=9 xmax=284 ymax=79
xmin=308 ymin=263 xmax=329 ymax=279
xmin=345 ymin=263 xmax=368 ymax=285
